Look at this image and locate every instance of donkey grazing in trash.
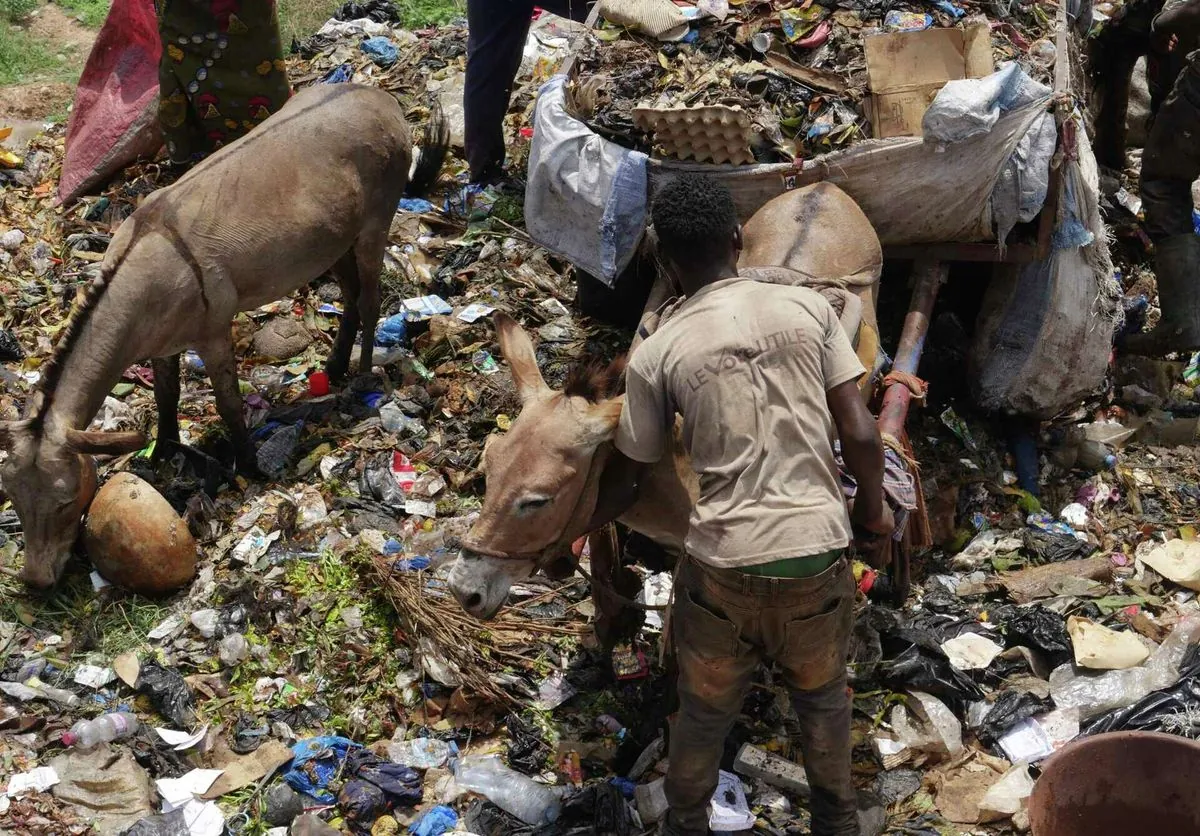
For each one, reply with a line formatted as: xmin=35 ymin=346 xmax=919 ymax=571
xmin=447 ymin=182 xmax=884 ymax=622
xmin=0 ymin=83 xmax=448 ymax=589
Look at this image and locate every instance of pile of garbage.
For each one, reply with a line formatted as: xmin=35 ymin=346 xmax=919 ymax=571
xmin=565 ymin=0 xmax=1067 ymax=163
xmin=3 ymin=2 xmax=1200 ymax=836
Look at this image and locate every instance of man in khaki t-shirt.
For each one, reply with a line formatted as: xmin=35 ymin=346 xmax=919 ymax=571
xmin=589 ymin=174 xmax=891 ymax=836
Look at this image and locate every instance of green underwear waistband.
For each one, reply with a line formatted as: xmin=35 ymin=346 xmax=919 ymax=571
xmin=736 ymin=548 xmax=843 ymax=579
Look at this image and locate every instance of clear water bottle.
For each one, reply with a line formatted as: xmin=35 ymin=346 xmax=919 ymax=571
xmin=454 ymin=755 xmax=561 ymax=825
xmin=61 ymin=712 xmax=140 ymax=748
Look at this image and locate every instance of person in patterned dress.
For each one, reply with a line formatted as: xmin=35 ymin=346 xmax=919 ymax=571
xmin=156 ymin=0 xmax=293 ymax=164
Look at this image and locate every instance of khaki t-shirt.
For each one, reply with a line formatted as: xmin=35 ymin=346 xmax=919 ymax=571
xmin=615 ymin=277 xmax=865 ymax=568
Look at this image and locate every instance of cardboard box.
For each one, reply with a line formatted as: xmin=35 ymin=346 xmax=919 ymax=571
xmin=864 ymin=24 xmax=993 ymax=139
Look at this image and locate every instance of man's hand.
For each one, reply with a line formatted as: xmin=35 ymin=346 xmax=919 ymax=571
xmin=851 ymin=496 xmax=894 ymax=569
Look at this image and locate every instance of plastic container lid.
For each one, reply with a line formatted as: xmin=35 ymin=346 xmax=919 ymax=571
xmin=61 ymin=732 xmax=77 ymax=746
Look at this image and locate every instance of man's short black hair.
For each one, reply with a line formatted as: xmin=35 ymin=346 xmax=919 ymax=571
xmin=651 ymin=174 xmax=738 ymax=266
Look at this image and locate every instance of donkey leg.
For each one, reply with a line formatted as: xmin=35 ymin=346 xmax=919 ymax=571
xmin=325 ymin=250 xmax=361 ymax=382
xmin=151 ymin=354 xmax=181 ymax=459
xmin=353 ymin=231 xmax=386 ymax=375
xmin=198 ymin=337 xmax=255 ymax=475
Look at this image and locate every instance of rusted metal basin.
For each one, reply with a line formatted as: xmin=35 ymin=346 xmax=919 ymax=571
xmin=1030 ymin=731 xmax=1200 ymax=836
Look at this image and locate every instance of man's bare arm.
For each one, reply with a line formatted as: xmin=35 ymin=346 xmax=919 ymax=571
xmin=827 ymin=380 xmax=893 ymax=563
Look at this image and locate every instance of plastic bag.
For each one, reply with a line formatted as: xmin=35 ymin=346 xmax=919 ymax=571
xmin=978 ymin=689 xmax=1053 ymax=746
xmin=506 ymin=713 xmax=550 ymax=775
xmin=978 ymin=764 xmax=1034 ymax=823
xmin=334 ymin=0 xmax=400 ymax=22
xmin=284 ymin=736 xmax=361 ymax=803
xmin=1021 ymin=529 xmax=1095 ymax=564
xmin=120 ymin=810 xmax=189 ymax=835
xmin=553 ymin=784 xmax=634 ymax=836
xmin=136 ymin=662 xmax=196 ymax=728
xmin=409 ymin=805 xmax=459 ymax=836
xmin=923 ymin=63 xmax=1051 ymax=144
xmin=879 ymin=643 xmax=984 ymax=713
xmin=891 ymin=691 xmax=963 ymax=758
xmin=1002 ymin=606 xmax=1073 ymax=667
xmin=1050 ymin=617 xmax=1200 ymax=720
xmin=1085 ymin=646 xmax=1200 ymax=737
xmin=525 ymin=77 xmax=648 ymax=286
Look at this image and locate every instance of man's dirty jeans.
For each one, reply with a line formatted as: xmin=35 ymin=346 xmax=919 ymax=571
xmin=664 ymin=555 xmax=857 ymax=836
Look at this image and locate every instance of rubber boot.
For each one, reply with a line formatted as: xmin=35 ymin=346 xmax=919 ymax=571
xmin=1124 ymin=234 xmax=1200 ymax=355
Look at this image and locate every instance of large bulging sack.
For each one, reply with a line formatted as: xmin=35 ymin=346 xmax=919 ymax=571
xmin=970 ymin=121 xmax=1121 ymax=416
xmin=58 ymin=0 xmax=163 ymax=206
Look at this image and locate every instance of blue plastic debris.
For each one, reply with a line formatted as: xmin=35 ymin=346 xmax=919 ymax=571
xmin=392 ymin=556 xmax=431 ymax=571
xmin=932 ymin=0 xmax=966 ymax=17
xmin=321 ymin=63 xmax=353 ymax=83
xmin=398 ymin=197 xmax=434 ymax=213
xmin=317 ymin=303 xmax=342 ymax=316
xmin=1193 ymin=208 xmax=1199 ymax=235
xmin=409 ymin=806 xmax=458 ymax=836
xmin=360 ymin=36 xmax=398 ymax=67
xmin=361 ymin=392 xmax=387 ymax=409
xmin=383 ymin=538 xmax=404 ymax=555
xmin=610 ymin=777 xmax=637 ymax=798
xmin=283 ymin=736 xmax=361 ymax=803
xmin=375 ymin=313 xmax=408 ymax=347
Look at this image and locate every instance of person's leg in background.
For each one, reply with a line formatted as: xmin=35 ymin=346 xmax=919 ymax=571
xmin=1127 ymin=50 xmax=1200 ymax=354
xmin=663 ymin=562 xmax=759 ymax=835
xmin=464 ymin=0 xmax=593 ymax=184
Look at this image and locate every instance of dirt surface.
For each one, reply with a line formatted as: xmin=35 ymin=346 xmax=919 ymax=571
xmin=26 ymin=3 xmax=96 ymax=55
xmin=0 ymin=3 xmax=97 ymax=120
xmin=0 ymin=82 xmax=74 ymax=120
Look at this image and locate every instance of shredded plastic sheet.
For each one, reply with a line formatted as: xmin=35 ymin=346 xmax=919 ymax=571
xmin=525 ymin=77 xmax=648 ymax=287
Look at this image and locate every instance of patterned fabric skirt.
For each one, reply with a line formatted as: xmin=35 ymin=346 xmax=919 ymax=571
xmin=156 ymin=0 xmax=293 ymax=163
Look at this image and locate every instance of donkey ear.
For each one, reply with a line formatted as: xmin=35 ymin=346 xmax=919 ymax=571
xmin=63 ymin=429 xmax=147 ymax=456
xmin=579 ymin=398 xmax=625 ymax=447
xmin=494 ymin=312 xmax=549 ymax=402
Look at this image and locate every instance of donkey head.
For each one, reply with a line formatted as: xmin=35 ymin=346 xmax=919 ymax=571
xmin=448 ymin=314 xmax=624 ymax=619
xmin=0 ymin=419 xmax=144 ymax=588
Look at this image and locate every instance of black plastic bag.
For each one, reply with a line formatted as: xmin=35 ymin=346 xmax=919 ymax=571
xmin=334 ymin=0 xmax=400 ymax=22
xmin=136 ymin=662 xmax=196 ymax=728
xmin=267 ymin=703 xmax=332 ymax=732
xmin=1002 ymin=606 xmax=1073 ymax=667
xmin=1021 ymin=529 xmax=1095 ymax=564
xmin=120 ymin=810 xmax=189 ymax=836
xmin=979 ymin=689 xmax=1053 ymax=746
xmin=546 ymin=784 xmax=633 ymax=836
xmin=0 ymin=329 xmax=24 ymax=362
xmin=1085 ymin=646 xmax=1200 ymax=737
xmin=230 ymin=712 xmax=269 ymax=754
xmin=464 ymin=800 xmax=534 ymax=836
xmin=507 ymin=713 xmax=550 ymax=775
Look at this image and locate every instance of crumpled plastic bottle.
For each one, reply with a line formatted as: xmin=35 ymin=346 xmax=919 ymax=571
xmin=454 ymin=755 xmax=562 ymax=825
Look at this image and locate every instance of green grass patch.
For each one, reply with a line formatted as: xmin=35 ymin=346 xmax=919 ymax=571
xmin=1 ymin=0 xmax=38 ymax=23
xmin=394 ymin=0 xmax=463 ymax=28
xmin=54 ymin=0 xmax=110 ymax=28
xmin=276 ymin=0 xmax=463 ymax=45
xmin=0 ymin=21 xmax=66 ymax=85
